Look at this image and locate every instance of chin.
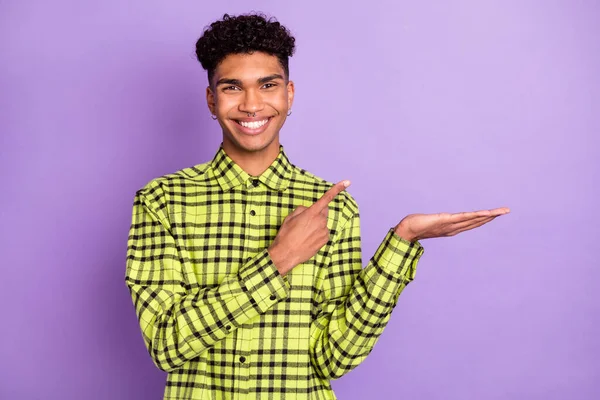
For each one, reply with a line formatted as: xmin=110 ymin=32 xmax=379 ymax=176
xmin=224 ymin=132 xmax=278 ymax=154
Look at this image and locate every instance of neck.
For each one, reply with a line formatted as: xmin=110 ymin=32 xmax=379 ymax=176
xmin=221 ymin=138 xmax=281 ymax=177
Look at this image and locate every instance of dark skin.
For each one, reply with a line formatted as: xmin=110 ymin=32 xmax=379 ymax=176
xmin=206 ymin=51 xmax=510 ymax=276
xmin=206 ymin=52 xmax=294 ymax=177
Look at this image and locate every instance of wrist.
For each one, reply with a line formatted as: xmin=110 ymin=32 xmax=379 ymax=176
xmin=267 ymin=245 xmax=295 ymax=276
xmin=394 ymin=223 xmax=418 ymax=243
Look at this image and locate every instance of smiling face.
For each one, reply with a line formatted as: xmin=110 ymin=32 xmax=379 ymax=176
xmin=206 ymin=52 xmax=294 ymax=159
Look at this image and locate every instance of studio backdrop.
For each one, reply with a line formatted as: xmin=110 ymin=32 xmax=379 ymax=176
xmin=1 ymin=1 xmax=598 ymax=399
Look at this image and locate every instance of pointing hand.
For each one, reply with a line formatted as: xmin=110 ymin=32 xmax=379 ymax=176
xmin=268 ymin=180 xmax=351 ymax=275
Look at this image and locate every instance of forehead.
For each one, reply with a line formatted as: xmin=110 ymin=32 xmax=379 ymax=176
xmin=214 ymin=52 xmax=284 ymax=80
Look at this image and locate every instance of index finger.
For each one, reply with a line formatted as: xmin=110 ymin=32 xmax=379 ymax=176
xmin=309 ymin=180 xmax=351 ymax=214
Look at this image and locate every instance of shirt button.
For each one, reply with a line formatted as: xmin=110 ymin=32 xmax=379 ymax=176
xmin=226 ymin=325 xmax=231 ymax=330
xmin=253 ymin=179 xmax=260 ymax=187
xmin=246 ymin=257 xmax=252 ymax=263
xmin=239 ymin=356 xmax=246 ymax=363
xmin=270 ymin=295 xmax=277 ymax=301
xmin=250 ymin=210 xmax=256 ymax=216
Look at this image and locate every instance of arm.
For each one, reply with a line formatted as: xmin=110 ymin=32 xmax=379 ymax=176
xmin=309 ymin=211 xmax=424 ymax=379
xmin=125 ymin=183 xmax=289 ymax=372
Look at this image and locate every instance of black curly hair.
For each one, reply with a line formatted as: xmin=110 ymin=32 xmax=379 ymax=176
xmin=195 ymin=13 xmax=296 ymax=86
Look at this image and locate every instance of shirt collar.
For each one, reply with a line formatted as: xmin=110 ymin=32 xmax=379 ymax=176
xmin=209 ymin=143 xmax=294 ymax=192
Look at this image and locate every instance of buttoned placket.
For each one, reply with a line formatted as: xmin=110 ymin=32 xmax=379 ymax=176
xmin=234 ymin=177 xmax=263 ymax=399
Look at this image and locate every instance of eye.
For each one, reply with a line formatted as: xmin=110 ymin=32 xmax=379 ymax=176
xmin=223 ymin=85 xmax=240 ymax=91
xmin=262 ymin=83 xmax=277 ymax=89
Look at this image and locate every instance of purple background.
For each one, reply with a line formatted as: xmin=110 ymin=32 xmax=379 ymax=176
xmin=1 ymin=1 xmax=598 ymax=399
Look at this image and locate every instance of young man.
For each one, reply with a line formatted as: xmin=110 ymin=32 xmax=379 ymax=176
xmin=125 ymin=13 xmax=509 ymax=400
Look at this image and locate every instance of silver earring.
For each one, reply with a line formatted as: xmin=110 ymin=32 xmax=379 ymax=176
xmin=211 ymin=114 xmax=217 ymax=120
xmin=287 ymin=109 xmax=292 ymax=117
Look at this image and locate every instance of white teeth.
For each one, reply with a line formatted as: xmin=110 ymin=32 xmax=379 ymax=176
xmin=240 ymin=119 xmax=268 ymax=129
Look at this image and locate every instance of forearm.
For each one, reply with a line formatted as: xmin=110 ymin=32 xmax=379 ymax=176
xmin=127 ymin=275 xmax=251 ymax=372
xmin=127 ymin=186 xmax=290 ymax=372
xmin=309 ymin=270 xmax=397 ymax=379
xmin=127 ymin=249 xmax=289 ymax=372
xmin=310 ymin=225 xmax=424 ymax=380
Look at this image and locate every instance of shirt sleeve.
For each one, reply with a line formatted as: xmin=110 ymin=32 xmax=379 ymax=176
xmin=309 ymin=211 xmax=424 ymax=380
xmin=125 ymin=184 xmax=289 ymax=372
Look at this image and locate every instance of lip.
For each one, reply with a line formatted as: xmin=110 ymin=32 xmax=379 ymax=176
xmin=232 ymin=117 xmax=273 ymax=136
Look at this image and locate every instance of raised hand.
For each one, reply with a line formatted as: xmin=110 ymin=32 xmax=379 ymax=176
xmin=268 ymin=180 xmax=351 ymax=276
xmin=394 ymin=208 xmax=511 ymax=242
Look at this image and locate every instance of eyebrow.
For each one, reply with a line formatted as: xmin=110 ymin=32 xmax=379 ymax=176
xmin=216 ymin=74 xmax=285 ymax=87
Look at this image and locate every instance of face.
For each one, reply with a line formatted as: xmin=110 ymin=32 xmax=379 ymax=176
xmin=206 ymin=52 xmax=295 ymax=157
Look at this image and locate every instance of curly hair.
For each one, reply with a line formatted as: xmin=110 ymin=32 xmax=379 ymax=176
xmin=195 ymin=13 xmax=296 ymax=85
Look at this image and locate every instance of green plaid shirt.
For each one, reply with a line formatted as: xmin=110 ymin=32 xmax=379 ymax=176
xmin=125 ymin=144 xmax=424 ymax=400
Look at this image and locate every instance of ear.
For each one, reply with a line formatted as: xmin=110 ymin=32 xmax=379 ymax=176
xmin=206 ymin=86 xmax=216 ymax=116
xmin=286 ymin=80 xmax=295 ymax=112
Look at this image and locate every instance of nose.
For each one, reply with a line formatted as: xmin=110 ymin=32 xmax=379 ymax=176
xmin=239 ymin=88 xmax=264 ymax=114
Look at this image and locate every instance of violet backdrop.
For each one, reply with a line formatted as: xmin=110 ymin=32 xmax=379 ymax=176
xmin=1 ymin=1 xmax=598 ymax=399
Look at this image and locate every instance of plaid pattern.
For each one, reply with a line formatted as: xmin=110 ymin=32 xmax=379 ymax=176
xmin=125 ymin=144 xmax=425 ymax=400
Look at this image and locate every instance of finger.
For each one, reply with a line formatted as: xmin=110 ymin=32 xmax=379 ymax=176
xmin=309 ymin=180 xmax=350 ymax=214
xmin=448 ymin=207 xmax=510 ymax=223
xmin=448 ymin=210 xmax=492 ymax=223
xmin=320 ymin=206 xmax=328 ymax=218
xmin=450 ymin=215 xmax=494 ymax=231
xmin=489 ymin=207 xmax=511 ymax=215
xmin=450 ymin=217 xmax=495 ymax=235
xmin=447 ymin=216 xmax=497 ymax=236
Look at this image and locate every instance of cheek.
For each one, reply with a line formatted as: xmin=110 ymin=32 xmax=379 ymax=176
xmin=215 ymin=95 xmax=238 ymax=113
xmin=269 ymin=93 xmax=289 ymax=110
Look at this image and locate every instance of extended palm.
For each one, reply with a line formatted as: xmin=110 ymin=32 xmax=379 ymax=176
xmin=396 ymin=208 xmax=510 ymax=242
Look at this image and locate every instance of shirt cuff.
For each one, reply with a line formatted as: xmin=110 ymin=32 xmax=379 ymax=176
xmin=371 ymin=228 xmax=425 ymax=288
xmin=238 ymin=249 xmax=290 ymax=313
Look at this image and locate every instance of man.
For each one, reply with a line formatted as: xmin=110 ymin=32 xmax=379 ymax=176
xmin=125 ymin=13 xmax=509 ymax=400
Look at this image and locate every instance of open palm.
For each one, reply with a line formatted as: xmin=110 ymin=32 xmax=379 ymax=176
xmin=396 ymin=208 xmax=510 ymax=241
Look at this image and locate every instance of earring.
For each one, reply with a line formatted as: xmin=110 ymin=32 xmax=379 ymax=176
xmin=211 ymin=114 xmax=217 ymax=120
xmin=287 ymin=109 xmax=292 ymax=117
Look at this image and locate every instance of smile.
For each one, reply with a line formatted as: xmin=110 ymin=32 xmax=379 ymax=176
xmin=233 ymin=117 xmax=273 ymax=135
xmin=236 ymin=119 xmax=269 ymax=129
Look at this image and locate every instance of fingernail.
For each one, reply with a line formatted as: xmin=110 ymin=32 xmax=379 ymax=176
xmin=343 ymin=180 xmax=351 ymax=187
